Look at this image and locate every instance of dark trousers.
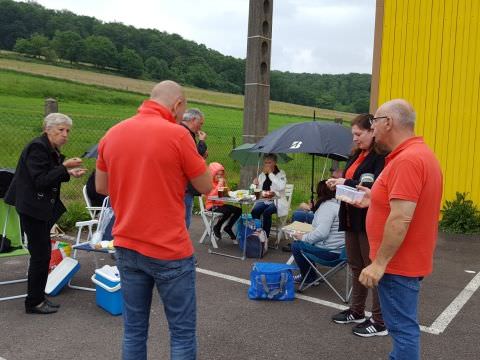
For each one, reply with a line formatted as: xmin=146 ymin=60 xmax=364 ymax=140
xmin=19 ymin=213 xmax=53 ymax=309
xmin=251 ymin=202 xmax=277 ymax=237
xmin=212 ymin=204 xmax=242 ymax=231
xmin=345 ymin=231 xmax=384 ymax=325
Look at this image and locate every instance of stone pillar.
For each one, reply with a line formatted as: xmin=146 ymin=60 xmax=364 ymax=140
xmin=240 ymin=0 xmax=273 ymax=187
xmin=44 ymin=98 xmax=58 ymax=116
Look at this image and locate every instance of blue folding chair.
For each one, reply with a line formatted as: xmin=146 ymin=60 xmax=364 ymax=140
xmin=298 ymin=247 xmax=352 ymax=303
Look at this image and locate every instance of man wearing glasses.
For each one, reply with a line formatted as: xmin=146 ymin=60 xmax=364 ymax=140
xmin=352 ymin=99 xmax=443 ymax=360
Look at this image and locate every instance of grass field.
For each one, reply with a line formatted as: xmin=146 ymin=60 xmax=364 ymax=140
xmin=0 ymin=56 xmax=356 ymax=121
xmin=0 ymin=67 xmax=349 ymax=226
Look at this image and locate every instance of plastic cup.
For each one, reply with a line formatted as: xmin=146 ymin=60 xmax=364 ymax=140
xmin=218 ymin=187 xmax=225 ymax=198
xmin=254 ymin=189 xmax=261 ymax=199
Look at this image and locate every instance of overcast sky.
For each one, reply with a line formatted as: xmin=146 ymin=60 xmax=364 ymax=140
xmin=33 ymin=0 xmax=376 ymax=75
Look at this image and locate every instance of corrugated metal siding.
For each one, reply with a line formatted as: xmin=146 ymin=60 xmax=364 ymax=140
xmin=376 ymin=0 xmax=480 ymax=206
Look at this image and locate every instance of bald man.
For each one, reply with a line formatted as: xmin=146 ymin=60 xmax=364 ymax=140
xmin=96 ymin=80 xmax=211 ymax=360
xmin=352 ymin=99 xmax=443 ymax=360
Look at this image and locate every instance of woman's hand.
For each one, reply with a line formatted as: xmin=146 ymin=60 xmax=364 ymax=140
xmin=326 ymin=177 xmax=345 ymax=190
xmin=252 ymin=177 xmax=259 ymax=186
xmin=346 ymin=185 xmax=371 ymax=208
xmin=68 ymin=168 xmax=87 ymax=178
xmin=293 ymin=231 xmax=303 ymax=240
xmin=63 ymin=157 xmax=83 ymax=168
xmin=298 ymin=202 xmax=311 ymax=211
xmin=217 ymin=177 xmax=225 ymax=186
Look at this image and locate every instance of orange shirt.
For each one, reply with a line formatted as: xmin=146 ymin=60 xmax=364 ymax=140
xmin=345 ymin=150 xmax=369 ymax=180
xmin=96 ymin=100 xmax=207 ymax=260
xmin=366 ymin=137 xmax=443 ymax=276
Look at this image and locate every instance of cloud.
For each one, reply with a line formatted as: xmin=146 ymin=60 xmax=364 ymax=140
xmin=34 ymin=0 xmax=375 ymax=74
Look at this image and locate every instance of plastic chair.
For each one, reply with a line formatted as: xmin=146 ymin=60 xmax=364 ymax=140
xmin=298 ymin=247 xmax=352 ymax=303
xmin=197 ymin=195 xmax=222 ymax=248
xmin=83 ymin=185 xmax=103 ymax=220
xmin=0 ymin=199 xmax=29 ymax=302
xmin=270 ymin=184 xmax=294 ymax=248
xmin=68 ymin=196 xmax=113 ymax=292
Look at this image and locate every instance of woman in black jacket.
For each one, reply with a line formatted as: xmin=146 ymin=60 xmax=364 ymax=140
xmin=326 ymin=113 xmax=387 ymax=337
xmin=5 ymin=113 xmax=86 ymax=314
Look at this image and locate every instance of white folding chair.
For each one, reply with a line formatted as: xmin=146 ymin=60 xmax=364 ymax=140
xmin=197 ymin=195 xmax=222 ymax=249
xmin=271 ymin=184 xmax=294 ymax=248
xmin=69 ymin=196 xmax=112 ymax=291
xmin=0 ymin=200 xmax=29 ymax=301
xmin=83 ymin=185 xmax=102 ymax=220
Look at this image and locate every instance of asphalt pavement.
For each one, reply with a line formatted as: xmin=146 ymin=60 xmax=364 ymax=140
xmin=1 ymin=216 xmax=479 ymax=360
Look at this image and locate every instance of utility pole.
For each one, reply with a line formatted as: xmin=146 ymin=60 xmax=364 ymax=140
xmin=240 ymin=0 xmax=273 ymax=187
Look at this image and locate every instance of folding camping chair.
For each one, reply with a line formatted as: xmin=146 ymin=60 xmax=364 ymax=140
xmin=68 ymin=196 xmax=114 ymax=291
xmin=83 ymin=185 xmax=103 ymax=220
xmin=298 ymin=246 xmax=352 ymax=303
xmin=0 ymin=199 xmax=29 ymax=301
xmin=197 ymin=195 xmax=223 ymax=249
xmin=270 ymin=184 xmax=294 ymax=248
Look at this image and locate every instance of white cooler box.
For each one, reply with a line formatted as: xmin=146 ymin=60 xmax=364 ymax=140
xmin=45 ymin=257 xmax=80 ymax=296
xmin=91 ymin=265 xmax=123 ymax=316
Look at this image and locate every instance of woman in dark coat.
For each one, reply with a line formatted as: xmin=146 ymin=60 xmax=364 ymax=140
xmin=5 ymin=113 xmax=86 ymax=314
xmin=326 ymin=113 xmax=388 ymax=337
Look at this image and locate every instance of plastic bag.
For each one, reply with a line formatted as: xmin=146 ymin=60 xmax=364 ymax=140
xmin=91 ymin=207 xmax=115 ymax=248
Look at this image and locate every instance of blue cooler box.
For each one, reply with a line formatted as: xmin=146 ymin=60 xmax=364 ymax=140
xmin=91 ymin=265 xmax=123 ymax=316
xmin=45 ymin=257 xmax=80 ymax=296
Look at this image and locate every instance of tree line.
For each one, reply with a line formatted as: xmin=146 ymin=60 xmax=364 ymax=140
xmin=0 ymin=0 xmax=371 ymax=113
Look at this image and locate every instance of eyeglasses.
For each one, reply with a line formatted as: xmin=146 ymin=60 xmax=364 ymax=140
xmin=369 ymin=116 xmax=389 ymax=126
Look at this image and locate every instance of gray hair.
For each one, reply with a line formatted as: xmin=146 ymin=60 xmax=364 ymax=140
xmin=182 ymin=108 xmax=204 ymax=122
xmin=385 ymin=99 xmax=416 ymax=129
xmin=43 ymin=113 xmax=73 ymax=131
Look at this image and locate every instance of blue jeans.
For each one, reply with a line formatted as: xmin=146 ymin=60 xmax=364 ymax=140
xmin=184 ymin=192 xmax=194 ymax=229
xmin=292 ymin=210 xmax=314 ymax=224
xmin=251 ymin=201 xmax=277 ymax=236
xmin=291 ymin=240 xmax=339 ymax=282
xmin=115 ymin=247 xmax=197 ymax=360
xmin=377 ymin=274 xmax=421 ymax=360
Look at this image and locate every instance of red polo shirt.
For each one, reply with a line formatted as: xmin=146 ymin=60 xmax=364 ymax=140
xmin=366 ymin=137 xmax=443 ymax=276
xmin=97 ymin=100 xmax=207 ymax=260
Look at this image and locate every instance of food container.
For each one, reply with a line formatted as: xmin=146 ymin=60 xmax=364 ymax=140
xmin=335 ymin=185 xmax=365 ymax=203
xmin=91 ymin=265 xmax=123 ymax=316
xmin=45 ymin=257 xmax=80 ymax=296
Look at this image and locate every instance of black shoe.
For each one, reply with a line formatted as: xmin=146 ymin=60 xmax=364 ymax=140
xmin=213 ymin=226 xmax=222 ymax=240
xmin=44 ymin=298 xmax=60 ymax=308
xmin=282 ymin=243 xmax=292 ymax=252
xmin=26 ymin=301 xmax=58 ymax=314
xmin=224 ymin=227 xmax=236 ymax=240
xmin=331 ymin=309 xmax=365 ymax=324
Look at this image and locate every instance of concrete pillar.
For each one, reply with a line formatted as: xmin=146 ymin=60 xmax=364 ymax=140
xmin=240 ymin=0 xmax=273 ymax=187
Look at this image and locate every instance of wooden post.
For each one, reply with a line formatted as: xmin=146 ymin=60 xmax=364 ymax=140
xmin=44 ymin=98 xmax=58 ymax=116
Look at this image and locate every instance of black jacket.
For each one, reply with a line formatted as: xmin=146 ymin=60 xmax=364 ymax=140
xmin=181 ymin=123 xmax=207 ymax=196
xmin=338 ymin=150 xmax=386 ymax=232
xmin=5 ymin=134 xmax=70 ymax=222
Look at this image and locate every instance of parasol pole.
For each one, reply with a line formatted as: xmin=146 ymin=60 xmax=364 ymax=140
xmin=310 ymin=110 xmax=316 ymax=205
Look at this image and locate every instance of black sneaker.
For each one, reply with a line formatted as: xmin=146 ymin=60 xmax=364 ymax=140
xmin=352 ymin=318 xmax=388 ymax=337
xmin=331 ymin=309 xmax=366 ymax=324
xmin=224 ymin=227 xmax=236 ymax=240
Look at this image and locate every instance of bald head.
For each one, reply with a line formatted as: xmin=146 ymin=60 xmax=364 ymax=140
xmin=378 ymin=99 xmax=416 ymax=129
xmin=150 ymin=80 xmax=186 ymax=122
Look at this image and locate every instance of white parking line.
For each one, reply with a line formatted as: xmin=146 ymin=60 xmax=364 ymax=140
xmin=196 ymin=267 xmax=480 ymax=335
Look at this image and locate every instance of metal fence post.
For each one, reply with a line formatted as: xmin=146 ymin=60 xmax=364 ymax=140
xmin=331 ymin=117 xmax=344 ymax=172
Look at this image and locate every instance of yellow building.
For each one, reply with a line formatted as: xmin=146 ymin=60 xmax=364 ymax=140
xmin=370 ymin=0 xmax=480 ymax=206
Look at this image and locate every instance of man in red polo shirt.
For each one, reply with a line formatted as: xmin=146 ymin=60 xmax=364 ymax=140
xmin=353 ymin=99 xmax=443 ymax=360
xmin=95 ymin=80 xmax=211 ymax=360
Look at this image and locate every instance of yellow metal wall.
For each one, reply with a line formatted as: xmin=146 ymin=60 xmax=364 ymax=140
xmin=376 ymin=0 xmax=480 ymax=206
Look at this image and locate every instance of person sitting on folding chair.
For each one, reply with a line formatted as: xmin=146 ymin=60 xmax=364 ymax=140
xmin=251 ymin=154 xmax=288 ymax=237
xmin=205 ymin=162 xmax=241 ymax=242
xmin=290 ymin=181 xmax=345 ymax=285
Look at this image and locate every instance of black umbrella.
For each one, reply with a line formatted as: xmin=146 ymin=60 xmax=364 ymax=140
xmin=251 ymin=121 xmax=352 ymax=203
xmin=82 ymin=144 xmax=99 ymax=158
